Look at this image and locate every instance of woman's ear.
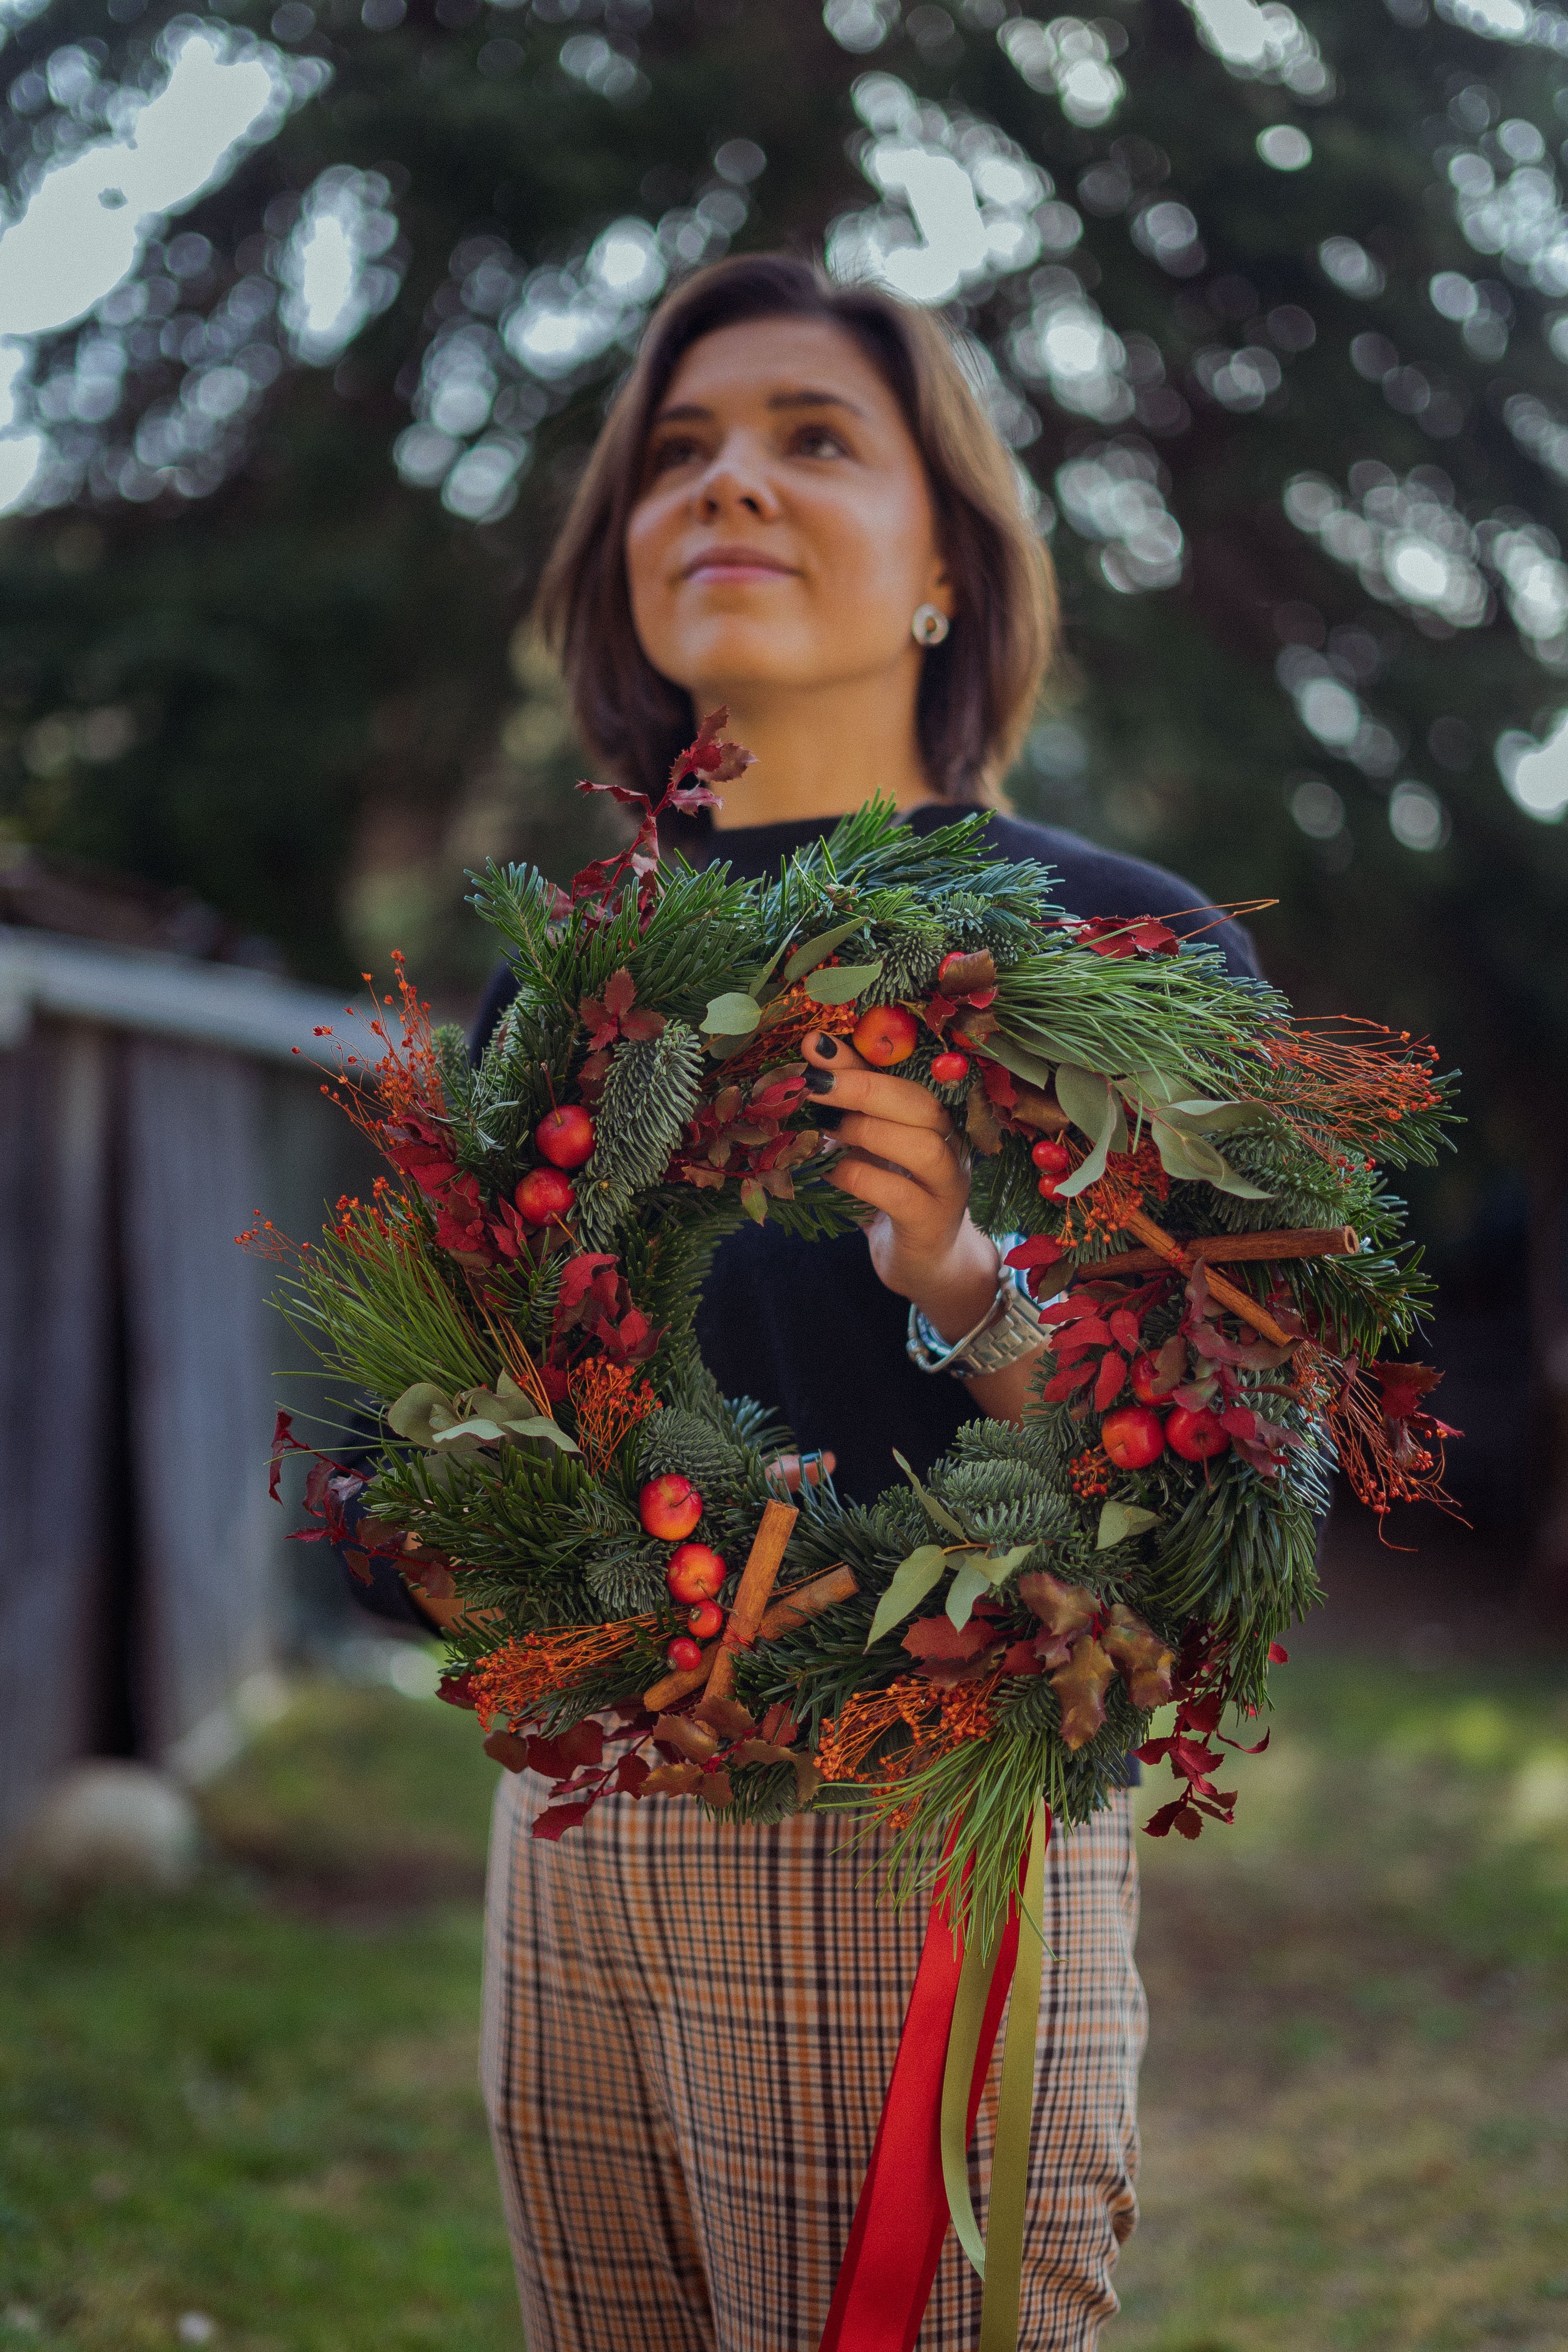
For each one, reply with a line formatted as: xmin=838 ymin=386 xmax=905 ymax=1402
xmin=925 ymin=560 xmax=956 ymax=624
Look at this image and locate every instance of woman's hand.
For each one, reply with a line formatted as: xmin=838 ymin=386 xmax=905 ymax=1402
xmin=800 ymin=1029 xmax=1044 ymax=1424
xmin=801 ymin=1029 xmax=999 ymax=1336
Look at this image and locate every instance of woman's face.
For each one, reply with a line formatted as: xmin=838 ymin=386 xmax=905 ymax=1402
xmin=625 ymin=315 xmax=953 ymax=705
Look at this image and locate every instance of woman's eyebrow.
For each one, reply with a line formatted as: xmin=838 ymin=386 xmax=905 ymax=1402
xmin=650 ymin=388 xmax=867 ymax=425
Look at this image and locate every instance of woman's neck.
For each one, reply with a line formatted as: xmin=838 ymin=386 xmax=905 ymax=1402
xmin=698 ymin=674 xmax=939 ymax=829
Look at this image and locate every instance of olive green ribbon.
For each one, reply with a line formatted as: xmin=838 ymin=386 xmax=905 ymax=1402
xmin=937 ymin=1802 xmax=1050 ymax=2352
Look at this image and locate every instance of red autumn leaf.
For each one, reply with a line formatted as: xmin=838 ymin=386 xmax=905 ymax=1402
xmin=1004 ymin=1235 xmax=1066 ymax=1271
xmin=1173 ymin=1806 xmax=1204 ymax=1840
xmin=1144 ymin=1795 xmax=1191 ymax=1839
xmin=1050 ymin=1638 xmax=1118 ymax=1749
xmin=1043 ymin=1363 xmax=1097 ymax=1401
xmin=642 ymin=1760 xmax=709 ymax=1797
xmin=1093 ymin=1351 xmax=1127 ymax=1412
xmin=616 ymin=1752 xmax=651 ymax=1796
xmin=437 ymin=1670 xmax=479 ymax=1710
xmin=1268 ymin=1642 xmax=1290 ymax=1664
xmin=483 ymin=1730 xmax=533 ymax=1773
xmin=1373 ymin=1361 xmax=1444 ymax=1423
xmin=1218 ymin=1404 xmax=1258 ymax=1441
xmin=1128 ymin=917 xmax=1180 ymax=955
xmin=979 ymin=1058 xmax=1018 ymax=1111
xmin=531 ymin=1798 xmax=599 ymax=1841
xmin=1108 ymin=1309 xmax=1142 ymax=1352
xmin=1057 ymin=1318 xmax=1116 ymax=1349
xmin=1001 ymin=1638 xmax=1047 ymax=1676
xmin=902 ymin=1615 xmax=1001 ymax=1663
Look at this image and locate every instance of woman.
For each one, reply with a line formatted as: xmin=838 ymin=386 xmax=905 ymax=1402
xmin=362 ymin=253 xmax=1260 ymax=2350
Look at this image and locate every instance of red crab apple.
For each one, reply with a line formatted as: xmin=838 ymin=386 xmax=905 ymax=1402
xmin=851 ymin=1005 xmax=918 ymax=1066
xmin=1165 ymin=1405 xmax=1229 ymax=1462
xmin=639 ymin=1475 xmax=703 ymax=1541
xmin=1031 ymin=1138 xmax=1071 ymax=1174
xmin=535 ymin=1104 xmax=595 ymax=1169
xmin=686 ymin=1599 xmax=724 ymax=1640
xmin=665 ymin=1637 xmax=704 ymax=1673
xmin=1100 ymin=1405 xmax=1167 ymax=1470
xmin=1130 ymin=1350 xmax=1179 ymax=1405
xmin=929 ymin=1051 xmax=970 ymax=1083
xmin=665 ymin=1542 xmax=726 ymax=1605
xmin=514 ymin=1166 xmax=575 ymax=1224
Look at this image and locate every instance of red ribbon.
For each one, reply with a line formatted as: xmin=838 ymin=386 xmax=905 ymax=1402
xmin=818 ymin=1867 xmax=1020 ymax=2352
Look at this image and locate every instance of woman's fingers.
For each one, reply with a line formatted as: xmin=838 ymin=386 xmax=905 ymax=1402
xmin=828 ymin=1111 xmax=964 ymax=1187
xmin=802 ymin=1031 xmax=955 ymax=1136
xmin=765 ymin=1450 xmax=838 ymax=1492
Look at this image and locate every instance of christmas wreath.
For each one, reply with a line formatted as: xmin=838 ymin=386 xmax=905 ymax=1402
xmin=256 ymin=711 xmax=1456 ymax=2349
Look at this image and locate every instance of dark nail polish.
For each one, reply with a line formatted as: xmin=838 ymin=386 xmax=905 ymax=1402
xmin=815 ymin=1034 xmax=839 ymax=1059
xmin=805 ymin=1068 xmax=834 ymax=1095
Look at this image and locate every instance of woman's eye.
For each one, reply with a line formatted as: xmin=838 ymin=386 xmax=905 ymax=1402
xmin=648 ymin=436 xmax=702 ymax=475
xmin=791 ymin=424 xmax=848 ymax=459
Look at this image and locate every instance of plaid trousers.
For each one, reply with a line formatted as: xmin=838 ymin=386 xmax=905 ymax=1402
xmin=481 ymin=1769 xmax=1145 ymax=2352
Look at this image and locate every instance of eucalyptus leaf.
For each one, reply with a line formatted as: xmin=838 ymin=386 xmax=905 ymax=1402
xmin=976 ymin=1542 xmax=1034 ymax=1586
xmin=1096 ymin=1501 xmax=1162 ymax=1551
xmin=892 ymin=1449 xmax=970 ymax=1541
xmin=803 ymin=959 xmax=884 ymax=1005
xmin=499 ymin=1415 xmax=580 ymax=1452
xmin=864 ymin=1543 xmax=950 ymax=1648
xmin=433 ymin=1415 xmax=504 ymax=1445
xmin=743 ymin=935 xmax=794 ymax=1001
xmin=1053 ymin=1067 xmax=1127 ymax=1199
xmin=783 ymin=918 xmax=868 ymax=984
xmin=945 ymin=1558 xmax=991 ymax=1631
xmin=975 ymin=1031 xmax=1057 ymax=1090
xmin=1118 ymin=1067 xmax=1187 ymax=1108
xmin=701 ymin=991 xmax=764 ymax=1036
xmin=387 ymin=1381 xmax=452 ymax=1448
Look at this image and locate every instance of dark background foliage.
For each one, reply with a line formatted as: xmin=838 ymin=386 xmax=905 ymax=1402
xmin=2 ymin=0 xmax=1564 ymax=1571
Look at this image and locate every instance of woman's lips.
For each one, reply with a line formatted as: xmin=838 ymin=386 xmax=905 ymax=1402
xmin=682 ymin=550 xmax=797 ymax=583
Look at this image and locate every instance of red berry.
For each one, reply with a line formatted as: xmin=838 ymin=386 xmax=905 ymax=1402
xmin=665 ymin=1542 xmax=726 ymax=1604
xmin=536 ymin=1104 xmax=595 ymax=1169
xmin=930 ymin=1051 xmax=971 ymax=1083
xmin=851 ymin=1005 xmax=918 ymax=1066
xmin=514 ymin=1166 xmax=575 ymax=1224
xmin=639 ymin=1475 xmax=703 ymax=1541
xmin=1100 ymin=1405 xmax=1167 ymax=1470
xmin=686 ymin=1599 xmax=724 ymax=1640
xmin=1030 ymin=1138 xmax=1071 ymax=1173
xmin=666 ymin=1637 xmax=703 ymax=1672
xmin=1037 ymin=1174 xmax=1063 ymax=1200
xmin=1166 ymin=1406 xmax=1229 ymax=1462
xmin=1129 ymin=1350 xmax=1178 ymax=1405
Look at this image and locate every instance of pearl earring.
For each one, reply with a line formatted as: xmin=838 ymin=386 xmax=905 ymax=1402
xmin=911 ymin=603 xmax=951 ymax=647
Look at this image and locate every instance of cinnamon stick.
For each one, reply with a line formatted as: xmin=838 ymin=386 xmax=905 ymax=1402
xmin=1120 ymin=1208 xmax=1298 ymax=1351
xmin=641 ymin=1563 xmax=855 ymax=1713
xmin=1086 ymin=1225 xmax=1356 ymax=1279
xmin=704 ymin=1499 xmax=797 ymax=1703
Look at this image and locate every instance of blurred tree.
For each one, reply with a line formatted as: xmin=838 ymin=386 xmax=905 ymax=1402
xmin=2 ymin=0 xmax=1566 ymax=1573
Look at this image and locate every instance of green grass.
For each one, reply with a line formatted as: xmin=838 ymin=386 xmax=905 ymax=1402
xmin=1113 ymin=1653 xmax=1568 ymax=2352
xmin=0 ymin=1684 xmax=520 ymax=2352
xmin=3 ymin=1655 xmax=1566 ymax=2351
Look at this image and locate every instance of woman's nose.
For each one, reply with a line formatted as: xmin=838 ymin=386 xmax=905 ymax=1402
xmin=694 ymin=437 xmax=781 ymax=522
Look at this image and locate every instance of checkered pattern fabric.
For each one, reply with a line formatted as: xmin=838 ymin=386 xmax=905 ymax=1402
xmin=481 ymin=1770 xmax=1144 ymax=2351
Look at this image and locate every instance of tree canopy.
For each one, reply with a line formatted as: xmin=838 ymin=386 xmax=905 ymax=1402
xmin=2 ymin=0 xmax=1565 ymax=1555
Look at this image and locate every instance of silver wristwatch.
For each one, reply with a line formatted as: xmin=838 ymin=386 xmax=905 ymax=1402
xmin=905 ymin=1234 xmax=1050 ymax=1378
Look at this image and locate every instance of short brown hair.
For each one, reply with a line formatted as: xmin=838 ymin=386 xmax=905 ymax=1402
xmin=536 ymin=253 xmax=1057 ymax=803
